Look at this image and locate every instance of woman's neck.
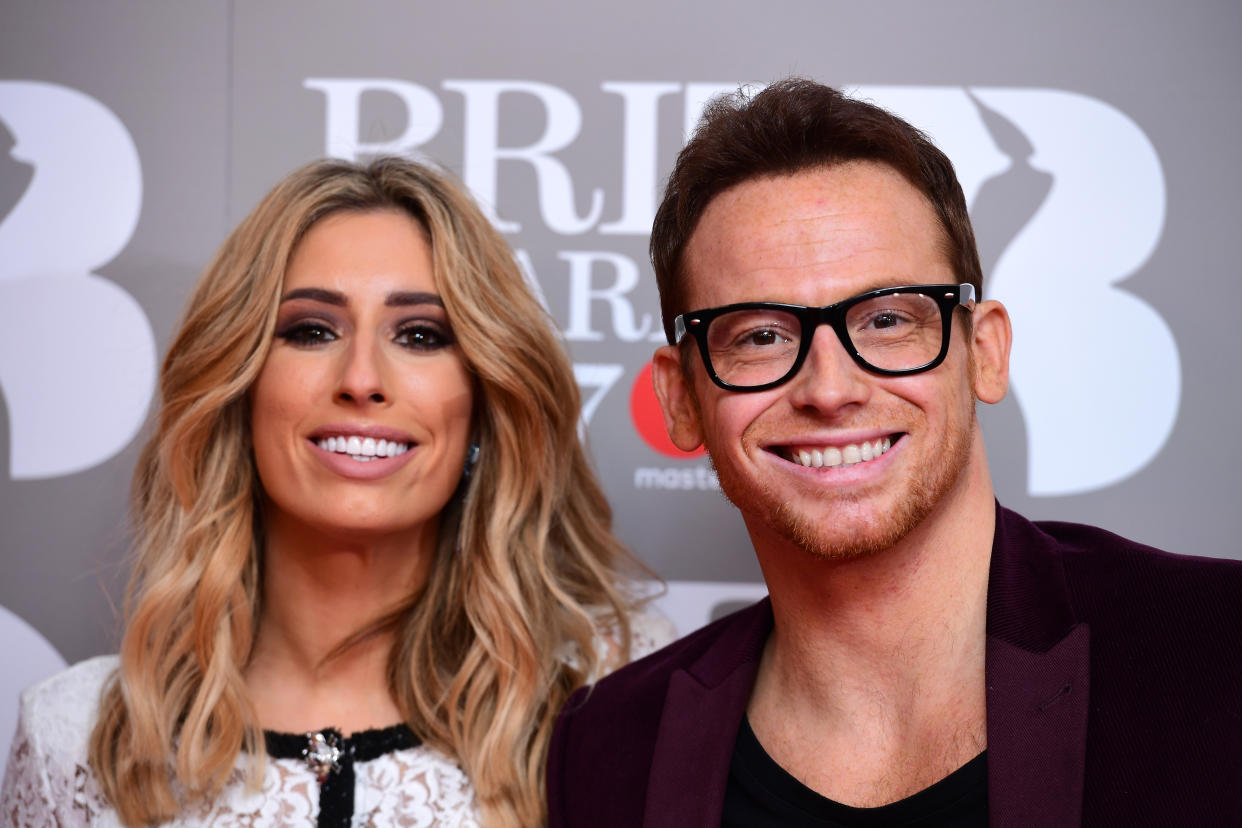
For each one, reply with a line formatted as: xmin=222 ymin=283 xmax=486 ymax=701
xmin=243 ymin=511 xmax=438 ymax=734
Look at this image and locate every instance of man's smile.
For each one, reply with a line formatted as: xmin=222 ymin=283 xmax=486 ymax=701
xmin=766 ymin=433 xmax=905 ymax=469
xmin=780 ymin=435 xmax=897 ymax=468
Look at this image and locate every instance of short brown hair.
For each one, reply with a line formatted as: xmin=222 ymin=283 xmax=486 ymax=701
xmin=650 ymin=77 xmax=982 ymax=342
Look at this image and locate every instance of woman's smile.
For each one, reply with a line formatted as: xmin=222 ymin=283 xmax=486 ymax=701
xmin=309 ymin=421 xmax=417 ymax=464
xmin=308 ymin=435 xmax=419 ymax=480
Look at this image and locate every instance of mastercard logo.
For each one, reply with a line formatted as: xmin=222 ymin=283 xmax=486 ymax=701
xmin=628 ymin=361 xmax=706 ymax=459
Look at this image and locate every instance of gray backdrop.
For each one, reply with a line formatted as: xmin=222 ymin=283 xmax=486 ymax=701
xmin=3 ymin=0 xmax=1240 ymax=767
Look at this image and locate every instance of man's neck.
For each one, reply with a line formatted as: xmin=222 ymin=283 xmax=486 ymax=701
xmin=745 ymin=447 xmax=995 ymax=807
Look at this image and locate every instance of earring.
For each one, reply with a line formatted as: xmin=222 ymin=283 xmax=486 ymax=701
xmin=462 ymin=442 xmax=480 ymax=480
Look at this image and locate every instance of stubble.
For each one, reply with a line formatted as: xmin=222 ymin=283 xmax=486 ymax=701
xmin=712 ymin=403 xmax=977 ymax=562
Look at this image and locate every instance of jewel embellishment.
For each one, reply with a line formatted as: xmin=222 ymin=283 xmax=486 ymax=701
xmin=302 ymin=730 xmax=343 ymax=783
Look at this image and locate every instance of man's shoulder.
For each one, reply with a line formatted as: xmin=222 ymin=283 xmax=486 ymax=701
xmin=548 ymin=600 xmax=768 ymax=827
xmin=552 ymin=597 xmax=769 ymax=761
xmin=1025 ymin=512 xmax=1242 ymax=594
xmin=998 ymin=511 xmax=1242 ymax=822
xmin=1003 ymin=507 xmax=1242 ymax=642
xmin=571 ymin=598 xmax=770 ymax=719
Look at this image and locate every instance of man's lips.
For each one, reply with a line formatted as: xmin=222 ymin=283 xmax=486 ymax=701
xmin=769 ymin=433 xmax=904 ymax=469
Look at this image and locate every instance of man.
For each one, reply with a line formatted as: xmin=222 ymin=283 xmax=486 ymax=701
xmin=547 ymin=79 xmax=1242 ymax=826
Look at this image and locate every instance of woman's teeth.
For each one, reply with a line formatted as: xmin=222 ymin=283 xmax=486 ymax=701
xmin=316 ymin=435 xmax=410 ymax=462
xmin=789 ymin=437 xmax=892 ymax=468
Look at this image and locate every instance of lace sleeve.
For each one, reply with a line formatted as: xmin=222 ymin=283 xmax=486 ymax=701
xmin=0 ymin=690 xmax=85 ymax=827
xmin=627 ymin=609 xmax=677 ymax=660
xmin=587 ymin=608 xmax=678 ymax=678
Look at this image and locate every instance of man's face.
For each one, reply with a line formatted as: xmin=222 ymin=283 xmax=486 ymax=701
xmin=654 ymin=161 xmax=1000 ymax=560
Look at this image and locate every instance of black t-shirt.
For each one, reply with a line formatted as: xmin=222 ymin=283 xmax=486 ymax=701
xmin=722 ymin=716 xmax=987 ymax=827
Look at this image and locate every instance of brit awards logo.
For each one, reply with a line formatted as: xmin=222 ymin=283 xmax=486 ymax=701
xmin=0 ymin=80 xmax=156 ymax=480
xmin=305 ymin=78 xmax=1177 ymax=499
xmin=854 ymin=86 xmax=1177 ymax=496
xmin=0 ymin=80 xmax=155 ymax=764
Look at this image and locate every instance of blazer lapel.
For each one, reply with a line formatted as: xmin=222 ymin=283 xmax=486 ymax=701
xmin=985 ymin=505 xmax=1091 ymax=827
xmin=642 ymin=600 xmax=771 ymax=828
xmin=987 ymin=625 xmax=1090 ymax=826
xmin=640 ymin=506 xmax=1092 ymax=827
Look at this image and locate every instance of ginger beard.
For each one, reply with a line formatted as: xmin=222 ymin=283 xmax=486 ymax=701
xmin=768 ymin=406 xmax=975 ymax=562
xmin=698 ymin=339 xmax=979 ymax=562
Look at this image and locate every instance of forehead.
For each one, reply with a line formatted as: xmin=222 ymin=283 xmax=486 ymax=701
xmin=284 ymin=208 xmax=435 ymax=294
xmin=682 ymin=161 xmax=951 ymax=308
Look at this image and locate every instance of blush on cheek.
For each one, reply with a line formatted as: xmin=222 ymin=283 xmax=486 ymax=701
xmin=433 ymin=387 xmax=473 ymax=416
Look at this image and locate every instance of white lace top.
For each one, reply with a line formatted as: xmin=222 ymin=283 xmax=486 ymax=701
xmin=0 ymin=613 xmax=674 ymax=827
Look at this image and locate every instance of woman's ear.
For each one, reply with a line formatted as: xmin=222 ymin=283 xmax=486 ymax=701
xmin=970 ymin=299 xmax=1012 ymax=404
xmin=651 ymin=345 xmax=705 ymax=451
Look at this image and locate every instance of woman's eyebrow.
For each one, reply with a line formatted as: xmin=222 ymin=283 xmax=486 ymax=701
xmin=280 ymin=287 xmax=345 ymax=305
xmin=277 ymin=289 xmax=443 ymax=307
xmin=386 ymin=291 xmax=443 ymax=307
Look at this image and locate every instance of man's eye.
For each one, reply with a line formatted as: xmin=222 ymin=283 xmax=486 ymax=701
xmin=396 ymin=324 xmax=453 ymax=350
xmin=746 ymin=329 xmax=787 ymax=346
xmin=862 ymin=311 xmax=913 ymax=331
xmin=278 ymin=322 xmax=337 ymax=345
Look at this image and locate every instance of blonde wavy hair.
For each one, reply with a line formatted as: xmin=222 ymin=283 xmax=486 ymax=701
xmin=89 ymin=157 xmax=650 ymax=826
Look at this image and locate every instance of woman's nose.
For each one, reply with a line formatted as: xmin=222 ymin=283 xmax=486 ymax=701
xmin=335 ymin=339 xmax=388 ymax=405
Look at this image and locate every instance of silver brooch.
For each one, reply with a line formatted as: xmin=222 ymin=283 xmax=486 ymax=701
xmin=302 ymin=730 xmax=343 ymax=783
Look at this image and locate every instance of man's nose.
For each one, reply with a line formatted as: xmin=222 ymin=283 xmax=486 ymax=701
xmin=335 ymin=338 xmax=388 ymax=405
xmin=783 ymin=325 xmax=873 ymax=414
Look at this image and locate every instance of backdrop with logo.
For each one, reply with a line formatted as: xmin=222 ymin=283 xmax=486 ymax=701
xmin=3 ymin=0 xmax=1240 ymax=767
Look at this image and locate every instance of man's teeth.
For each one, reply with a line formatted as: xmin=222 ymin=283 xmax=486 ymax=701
xmin=790 ymin=437 xmax=892 ymax=468
xmin=316 ymin=435 xmax=411 ymax=461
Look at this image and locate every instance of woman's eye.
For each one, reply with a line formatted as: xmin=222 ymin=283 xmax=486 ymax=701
xmin=395 ymin=324 xmax=453 ymax=350
xmin=278 ymin=322 xmax=337 ymax=346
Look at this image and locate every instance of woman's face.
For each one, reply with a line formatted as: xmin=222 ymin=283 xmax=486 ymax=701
xmin=251 ymin=208 xmax=475 ymax=543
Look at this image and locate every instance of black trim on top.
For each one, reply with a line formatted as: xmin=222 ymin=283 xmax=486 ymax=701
xmin=264 ymin=723 xmax=421 ymax=828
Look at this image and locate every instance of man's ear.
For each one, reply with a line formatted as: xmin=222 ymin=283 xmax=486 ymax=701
xmin=651 ymin=345 xmax=705 ymax=451
xmin=970 ymin=299 xmax=1012 ymax=404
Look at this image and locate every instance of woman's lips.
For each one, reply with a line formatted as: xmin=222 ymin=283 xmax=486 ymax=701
xmin=307 ymin=434 xmax=418 ymax=480
xmin=314 ymin=434 xmax=411 ymax=460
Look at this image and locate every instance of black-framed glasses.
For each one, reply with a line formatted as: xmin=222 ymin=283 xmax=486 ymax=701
xmin=673 ymin=283 xmax=975 ymax=392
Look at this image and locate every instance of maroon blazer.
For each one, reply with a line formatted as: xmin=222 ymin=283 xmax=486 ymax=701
xmin=548 ymin=505 xmax=1242 ymax=826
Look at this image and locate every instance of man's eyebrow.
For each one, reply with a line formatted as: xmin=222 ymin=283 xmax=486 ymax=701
xmin=280 ymin=287 xmax=346 ymax=306
xmin=386 ymin=291 xmax=443 ymax=308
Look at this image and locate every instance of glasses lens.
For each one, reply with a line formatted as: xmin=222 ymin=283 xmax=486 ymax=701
xmin=704 ymin=308 xmax=802 ymax=387
xmin=845 ymin=291 xmax=944 ymax=371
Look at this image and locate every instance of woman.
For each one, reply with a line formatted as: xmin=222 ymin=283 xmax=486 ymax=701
xmin=1 ymin=157 xmax=669 ymax=826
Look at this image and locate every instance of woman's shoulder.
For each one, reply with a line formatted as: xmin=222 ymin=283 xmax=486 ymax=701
xmin=625 ymin=608 xmax=678 ymax=660
xmin=16 ymin=655 xmax=117 ymax=761
xmin=20 ymin=656 xmax=117 ymax=729
xmin=584 ymin=605 xmax=678 ymax=674
xmin=1 ymin=656 xmax=118 ymax=826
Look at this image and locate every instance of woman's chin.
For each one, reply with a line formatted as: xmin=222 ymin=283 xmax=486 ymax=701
xmin=265 ymin=502 xmax=440 ymax=550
